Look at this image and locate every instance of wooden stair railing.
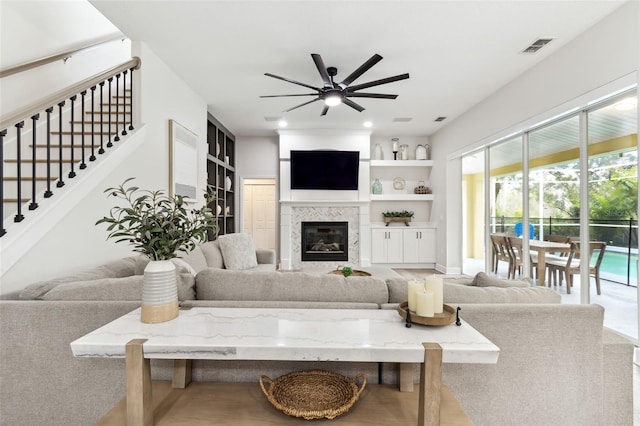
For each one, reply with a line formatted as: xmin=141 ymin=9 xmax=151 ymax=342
xmin=0 ymin=57 xmax=141 ymax=237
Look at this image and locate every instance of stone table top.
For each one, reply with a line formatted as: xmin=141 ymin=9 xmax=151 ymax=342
xmin=71 ymin=307 xmax=499 ymax=364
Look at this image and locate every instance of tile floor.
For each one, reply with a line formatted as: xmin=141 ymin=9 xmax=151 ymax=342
xmin=395 ymin=265 xmax=639 ymax=424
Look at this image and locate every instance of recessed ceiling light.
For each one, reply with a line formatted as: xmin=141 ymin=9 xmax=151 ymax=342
xmin=614 ymin=97 xmax=637 ymax=111
xmin=278 ymin=119 xmax=288 ymax=128
xmin=363 ymin=121 xmax=372 ymax=128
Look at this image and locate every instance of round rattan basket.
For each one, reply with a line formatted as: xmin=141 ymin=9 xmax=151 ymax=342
xmin=259 ymin=370 xmax=366 ymax=420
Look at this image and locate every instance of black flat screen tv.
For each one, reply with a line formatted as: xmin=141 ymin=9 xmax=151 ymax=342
xmin=290 ymin=150 xmax=360 ymax=190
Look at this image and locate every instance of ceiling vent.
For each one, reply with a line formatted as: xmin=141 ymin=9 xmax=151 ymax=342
xmin=434 ymin=116 xmax=447 ymax=122
xmin=264 ymin=116 xmax=280 ymax=122
xmin=521 ymin=38 xmax=553 ymax=54
xmin=393 ymin=117 xmax=412 ymax=122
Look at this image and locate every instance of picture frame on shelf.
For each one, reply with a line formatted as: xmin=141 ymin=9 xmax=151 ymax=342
xmin=169 ymin=119 xmax=199 ymax=202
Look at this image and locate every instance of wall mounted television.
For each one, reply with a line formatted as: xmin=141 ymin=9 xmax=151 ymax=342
xmin=290 ymin=150 xmax=360 ymax=190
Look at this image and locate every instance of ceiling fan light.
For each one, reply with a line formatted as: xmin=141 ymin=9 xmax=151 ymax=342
xmin=324 ymin=95 xmax=342 ymax=107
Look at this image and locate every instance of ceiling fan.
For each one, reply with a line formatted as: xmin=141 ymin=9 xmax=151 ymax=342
xmin=260 ymin=53 xmax=409 ymax=116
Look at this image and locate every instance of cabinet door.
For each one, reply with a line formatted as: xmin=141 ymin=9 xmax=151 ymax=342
xmin=371 ymin=229 xmax=404 ymax=263
xmin=386 ymin=229 xmax=404 ymax=263
xmin=403 ymin=228 xmax=436 ymax=263
xmin=371 ymin=229 xmax=389 ymax=263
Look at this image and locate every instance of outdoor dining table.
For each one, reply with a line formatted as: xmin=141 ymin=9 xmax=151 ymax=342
xmin=527 ymin=239 xmax=572 ymax=286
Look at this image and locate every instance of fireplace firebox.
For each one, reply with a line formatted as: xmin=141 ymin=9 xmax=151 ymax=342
xmin=301 ymin=221 xmax=348 ymax=262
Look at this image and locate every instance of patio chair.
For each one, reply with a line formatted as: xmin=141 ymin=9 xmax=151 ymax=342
xmin=490 ymin=234 xmax=513 ymax=277
xmin=507 ymin=236 xmax=538 ymax=279
xmin=514 ymin=222 xmax=535 ymax=239
xmin=546 ymin=241 xmax=607 ymax=295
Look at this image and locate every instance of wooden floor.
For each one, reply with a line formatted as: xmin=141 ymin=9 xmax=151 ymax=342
xmin=97 ymin=381 xmax=472 ymax=426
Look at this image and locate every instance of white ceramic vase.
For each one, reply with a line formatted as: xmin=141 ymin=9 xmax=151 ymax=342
xmin=225 ymin=175 xmax=232 ymax=191
xmin=141 ymin=260 xmax=179 ymax=323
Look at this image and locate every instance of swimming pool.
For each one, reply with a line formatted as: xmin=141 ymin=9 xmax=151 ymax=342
xmin=600 ymin=250 xmax=637 ymax=284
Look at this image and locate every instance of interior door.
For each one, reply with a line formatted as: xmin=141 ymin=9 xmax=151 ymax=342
xmin=242 ymin=179 xmax=276 ymax=250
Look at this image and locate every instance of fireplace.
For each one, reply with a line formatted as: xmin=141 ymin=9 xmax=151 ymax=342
xmin=301 ymin=221 xmax=348 ymax=262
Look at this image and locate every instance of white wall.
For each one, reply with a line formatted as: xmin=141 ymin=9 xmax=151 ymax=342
xmin=0 ymin=41 xmax=208 ymax=294
xmin=0 ymin=1 xmax=129 ymax=116
xmin=430 ymin=1 xmax=639 ymax=273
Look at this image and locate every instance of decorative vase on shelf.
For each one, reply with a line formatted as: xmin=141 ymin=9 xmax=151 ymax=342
xmin=372 ymin=178 xmax=383 ymax=195
xmin=216 ymin=204 xmax=222 ymax=216
xmin=374 ymin=143 xmax=383 ymax=160
xmin=141 ymin=260 xmax=179 ymax=323
xmin=225 ymin=175 xmax=232 ymax=191
xmin=400 ymin=144 xmax=409 ymax=160
xmin=416 ymin=144 xmax=427 ymax=160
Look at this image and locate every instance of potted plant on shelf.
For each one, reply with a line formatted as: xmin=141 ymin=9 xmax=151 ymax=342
xmin=96 ymin=177 xmax=216 ymax=323
xmin=382 ymin=210 xmax=415 ymax=227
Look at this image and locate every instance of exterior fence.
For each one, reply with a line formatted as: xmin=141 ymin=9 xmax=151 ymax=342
xmin=490 ymin=216 xmax=637 ymax=287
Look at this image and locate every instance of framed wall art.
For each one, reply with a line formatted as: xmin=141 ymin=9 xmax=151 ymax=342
xmin=169 ymin=119 xmax=199 ymax=202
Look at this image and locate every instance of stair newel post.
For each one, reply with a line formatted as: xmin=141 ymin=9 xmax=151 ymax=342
xmin=114 ymin=73 xmax=121 ymax=142
xmin=98 ymin=81 xmax=105 ymax=154
xmin=56 ymin=101 xmax=65 ymax=188
xmin=79 ymin=91 xmax=87 ymax=170
xmin=90 ymin=86 xmax=97 ymax=161
xmin=121 ymin=70 xmax=128 ymax=136
xmin=14 ymin=121 xmax=25 ymax=222
xmin=68 ymin=95 xmax=77 ymax=178
xmin=29 ymin=114 xmax=40 ymax=211
xmin=107 ymin=77 xmax=113 ymax=147
xmin=128 ymin=66 xmax=135 ymax=131
xmin=44 ymin=107 xmax=53 ymax=198
xmin=0 ymin=129 xmax=7 ymax=236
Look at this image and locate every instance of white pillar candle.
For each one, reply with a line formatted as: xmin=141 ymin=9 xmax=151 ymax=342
xmin=416 ymin=290 xmax=434 ymax=317
xmin=425 ymin=276 xmax=444 ymax=314
xmin=392 ymin=140 xmax=399 ymax=152
xmin=407 ymin=280 xmax=424 ymax=312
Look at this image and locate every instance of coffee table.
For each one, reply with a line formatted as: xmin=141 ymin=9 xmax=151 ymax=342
xmin=71 ymin=307 xmax=499 ymax=425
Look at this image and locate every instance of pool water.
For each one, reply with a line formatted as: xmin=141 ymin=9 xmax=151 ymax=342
xmin=600 ymin=250 xmax=637 ymax=283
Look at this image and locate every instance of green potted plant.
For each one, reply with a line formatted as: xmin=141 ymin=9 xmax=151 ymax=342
xmin=96 ymin=178 xmax=216 ymax=323
xmin=382 ymin=210 xmax=415 ymax=226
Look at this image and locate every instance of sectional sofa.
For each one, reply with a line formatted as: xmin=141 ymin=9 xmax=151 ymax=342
xmin=0 ymin=238 xmax=634 ymax=426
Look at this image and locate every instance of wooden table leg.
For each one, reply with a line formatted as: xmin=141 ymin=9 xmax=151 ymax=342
xmin=537 ymin=250 xmax=546 ymax=287
xmin=418 ymin=342 xmax=442 ymax=426
xmin=398 ymin=363 xmax=414 ymax=392
xmin=172 ymin=359 xmax=192 ymax=389
xmin=126 ymin=339 xmax=152 ymax=426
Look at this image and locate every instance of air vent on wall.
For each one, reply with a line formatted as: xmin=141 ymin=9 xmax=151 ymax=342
xmin=264 ymin=116 xmax=281 ymax=122
xmin=521 ymin=38 xmax=553 ymax=54
xmin=434 ymin=116 xmax=447 ymax=122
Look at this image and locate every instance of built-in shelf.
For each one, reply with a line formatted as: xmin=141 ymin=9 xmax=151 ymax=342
xmin=370 ymin=160 xmax=434 ymax=167
xmin=207 ymin=112 xmax=235 ymax=238
xmin=370 ymin=194 xmax=435 ymax=201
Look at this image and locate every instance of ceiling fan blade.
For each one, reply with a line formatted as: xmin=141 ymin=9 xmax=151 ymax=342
xmin=346 ymin=73 xmax=410 ymax=92
xmin=265 ymin=73 xmax=321 ymax=91
xmin=338 ymin=54 xmax=383 ymax=89
xmin=346 ymin=93 xmax=398 ymax=99
xmin=311 ymin=54 xmax=333 ymax=88
xmin=260 ymin=93 xmax=317 ymax=98
xmin=342 ymin=98 xmax=365 ymax=112
xmin=283 ymin=97 xmax=320 ymax=113
xmin=321 ymin=105 xmax=329 ymax=116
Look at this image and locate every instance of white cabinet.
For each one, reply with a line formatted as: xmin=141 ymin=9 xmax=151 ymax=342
xmin=403 ymin=228 xmax=436 ymax=263
xmin=371 ymin=228 xmax=404 ymax=263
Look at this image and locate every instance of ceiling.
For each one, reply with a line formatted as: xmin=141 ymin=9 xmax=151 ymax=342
xmin=90 ymin=0 xmax=627 ymax=138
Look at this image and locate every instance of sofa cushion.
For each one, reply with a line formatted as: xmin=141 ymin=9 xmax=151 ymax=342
xmin=472 ymin=272 xmax=530 ymax=288
xmin=195 ymin=269 xmax=389 ymax=305
xmin=19 ymin=257 xmax=138 ymax=300
xmin=178 ymin=247 xmax=209 ymax=274
xmin=180 ymin=300 xmax=381 ymax=309
xmin=217 ymin=233 xmax=258 ymax=271
xmin=199 ymin=240 xmax=225 ymax=269
xmin=444 ymin=283 xmax=561 ymax=304
xmin=33 ymin=272 xmax=196 ymax=301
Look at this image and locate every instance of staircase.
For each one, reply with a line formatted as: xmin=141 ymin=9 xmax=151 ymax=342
xmin=1 ymin=58 xmax=140 ymax=237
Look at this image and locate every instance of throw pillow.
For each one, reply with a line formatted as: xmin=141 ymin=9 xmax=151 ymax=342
xmin=472 ymin=272 xmax=530 ymax=288
xmin=216 ymin=233 xmax=258 ymax=271
xmin=171 ymin=258 xmax=197 ymax=276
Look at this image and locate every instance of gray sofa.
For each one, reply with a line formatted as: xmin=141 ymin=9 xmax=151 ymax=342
xmin=0 ymin=251 xmax=634 ymax=426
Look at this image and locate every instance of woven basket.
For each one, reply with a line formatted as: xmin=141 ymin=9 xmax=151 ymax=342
xmin=259 ymin=370 xmax=366 ymax=420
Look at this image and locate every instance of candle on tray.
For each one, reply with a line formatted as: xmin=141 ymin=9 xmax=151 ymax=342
xmin=416 ymin=290 xmax=434 ymax=317
xmin=425 ymin=276 xmax=444 ymax=314
xmin=407 ymin=280 xmax=424 ymax=312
